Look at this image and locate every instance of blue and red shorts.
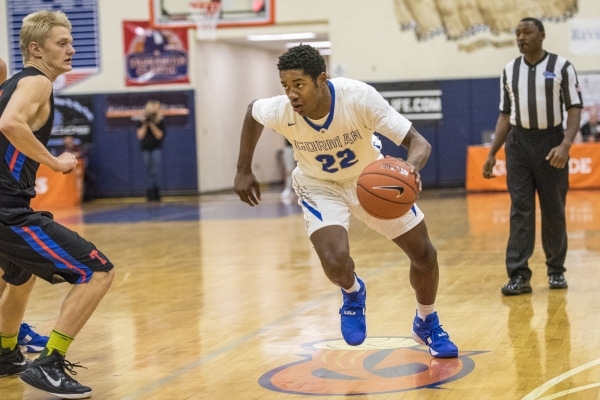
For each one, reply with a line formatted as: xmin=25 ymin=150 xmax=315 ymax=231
xmin=0 ymin=208 xmax=113 ymax=286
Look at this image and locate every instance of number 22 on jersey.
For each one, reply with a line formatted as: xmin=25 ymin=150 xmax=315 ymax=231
xmin=315 ymin=148 xmax=358 ymax=173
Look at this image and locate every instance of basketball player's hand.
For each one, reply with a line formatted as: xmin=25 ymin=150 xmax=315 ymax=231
xmin=398 ymin=158 xmax=422 ymax=194
xmin=546 ymin=143 xmax=570 ymax=169
xmin=54 ymin=152 xmax=78 ymax=174
xmin=234 ymin=171 xmax=261 ymax=206
xmin=482 ymin=156 xmax=496 ymax=179
xmin=385 ymin=156 xmax=423 ymax=194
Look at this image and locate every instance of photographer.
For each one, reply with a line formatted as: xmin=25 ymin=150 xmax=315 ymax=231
xmin=136 ymin=100 xmax=166 ymax=201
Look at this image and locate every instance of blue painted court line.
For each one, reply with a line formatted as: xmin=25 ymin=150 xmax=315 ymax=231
xmin=82 ymin=201 xmax=301 ymax=223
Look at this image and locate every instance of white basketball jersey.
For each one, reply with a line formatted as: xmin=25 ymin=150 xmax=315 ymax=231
xmin=252 ymin=77 xmax=412 ymax=181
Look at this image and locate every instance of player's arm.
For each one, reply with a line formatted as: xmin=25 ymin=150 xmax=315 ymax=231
xmin=234 ymin=101 xmax=264 ymax=206
xmin=399 ymin=126 xmax=431 ymax=193
xmin=401 ymin=126 xmax=431 ymax=172
xmin=0 ymin=76 xmax=77 ymax=173
xmin=482 ymin=113 xmax=511 ymax=178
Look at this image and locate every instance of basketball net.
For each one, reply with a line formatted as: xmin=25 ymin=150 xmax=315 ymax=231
xmin=189 ymin=1 xmax=221 ymax=41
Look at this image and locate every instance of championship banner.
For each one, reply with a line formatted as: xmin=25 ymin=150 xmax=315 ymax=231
xmin=123 ymin=21 xmax=190 ymax=86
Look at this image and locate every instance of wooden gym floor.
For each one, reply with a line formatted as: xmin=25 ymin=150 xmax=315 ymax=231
xmin=1 ymin=187 xmax=599 ymax=399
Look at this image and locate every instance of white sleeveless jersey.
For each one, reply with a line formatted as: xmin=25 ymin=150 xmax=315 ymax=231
xmin=252 ymin=77 xmax=412 ymax=181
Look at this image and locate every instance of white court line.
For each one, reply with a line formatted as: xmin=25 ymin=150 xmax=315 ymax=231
xmin=533 ymin=382 xmax=600 ymax=400
xmin=522 ymin=358 xmax=600 ymax=399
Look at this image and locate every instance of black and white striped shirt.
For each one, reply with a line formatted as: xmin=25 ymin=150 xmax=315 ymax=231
xmin=499 ymin=52 xmax=583 ymax=130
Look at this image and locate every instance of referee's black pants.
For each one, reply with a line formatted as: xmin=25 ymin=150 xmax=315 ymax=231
xmin=504 ymin=125 xmax=568 ymax=280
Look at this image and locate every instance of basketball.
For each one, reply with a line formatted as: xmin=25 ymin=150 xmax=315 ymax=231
xmin=357 ymin=158 xmax=418 ymax=220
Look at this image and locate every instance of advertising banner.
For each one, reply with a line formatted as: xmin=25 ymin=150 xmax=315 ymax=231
xmin=466 ymin=143 xmax=600 ymax=192
xmin=105 ymin=91 xmax=191 ymax=129
xmin=369 ymin=81 xmax=442 ymax=122
xmin=123 ymin=21 xmax=190 ymax=86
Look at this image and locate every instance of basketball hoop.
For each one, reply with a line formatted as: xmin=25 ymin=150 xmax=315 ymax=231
xmin=189 ymin=1 xmax=221 ymax=41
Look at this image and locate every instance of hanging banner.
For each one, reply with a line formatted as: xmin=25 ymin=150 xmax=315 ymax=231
xmin=123 ymin=21 xmax=189 ymax=86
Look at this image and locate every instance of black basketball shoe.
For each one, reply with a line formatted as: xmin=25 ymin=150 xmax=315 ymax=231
xmin=0 ymin=347 xmax=30 ymax=377
xmin=19 ymin=352 xmax=91 ymax=399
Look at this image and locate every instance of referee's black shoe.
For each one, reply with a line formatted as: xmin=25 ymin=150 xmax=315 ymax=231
xmin=19 ymin=352 xmax=91 ymax=399
xmin=0 ymin=347 xmax=30 ymax=377
xmin=501 ymin=274 xmax=532 ymax=295
xmin=549 ymin=273 xmax=568 ymax=289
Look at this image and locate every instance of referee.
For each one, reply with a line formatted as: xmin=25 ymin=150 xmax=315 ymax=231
xmin=482 ymin=17 xmax=582 ymax=296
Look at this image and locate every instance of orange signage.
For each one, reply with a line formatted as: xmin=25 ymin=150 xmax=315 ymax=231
xmin=466 ymin=142 xmax=600 ymax=192
xmin=30 ymin=162 xmax=85 ymax=209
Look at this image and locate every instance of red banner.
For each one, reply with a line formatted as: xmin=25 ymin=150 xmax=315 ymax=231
xmin=123 ymin=21 xmax=189 ymax=86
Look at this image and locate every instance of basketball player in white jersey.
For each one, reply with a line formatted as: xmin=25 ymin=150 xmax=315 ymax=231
xmin=234 ymin=45 xmax=458 ymax=358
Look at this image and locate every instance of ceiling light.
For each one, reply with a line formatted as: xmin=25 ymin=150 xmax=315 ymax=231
xmin=247 ymin=32 xmax=317 ymax=41
xmin=286 ymin=41 xmax=332 ymax=49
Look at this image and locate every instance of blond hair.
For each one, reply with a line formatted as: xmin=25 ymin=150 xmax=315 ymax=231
xmin=20 ymin=10 xmax=72 ymax=63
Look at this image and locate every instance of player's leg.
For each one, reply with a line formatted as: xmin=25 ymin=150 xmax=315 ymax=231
xmin=392 ymin=221 xmax=458 ymax=358
xmin=0 ymin=276 xmax=36 ymax=338
xmin=0 ymin=270 xmax=36 ymax=377
xmin=296 ymin=170 xmax=367 ymax=346
xmin=0 ymin=275 xmax=5 ymax=296
xmin=351 ymin=200 xmax=457 ymax=358
xmin=310 ymin=226 xmax=355 ymax=289
xmin=310 ymin=226 xmax=367 ymax=346
xmin=0 ymin=210 xmax=115 ymax=398
xmin=0 ymin=270 xmax=49 ymax=354
xmin=53 ymin=270 xmax=114 ymax=338
xmin=392 ymin=221 xmax=438 ymax=305
xmin=19 ymin=269 xmax=114 ymax=399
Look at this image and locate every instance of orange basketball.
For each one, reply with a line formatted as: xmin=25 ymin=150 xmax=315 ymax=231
xmin=356 ymin=158 xmax=418 ymax=220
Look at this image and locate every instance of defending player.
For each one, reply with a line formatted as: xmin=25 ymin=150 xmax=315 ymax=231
xmin=0 ymin=11 xmax=114 ymax=399
xmin=0 ymin=57 xmax=50 ymax=355
xmin=234 ymin=45 xmax=458 ymax=358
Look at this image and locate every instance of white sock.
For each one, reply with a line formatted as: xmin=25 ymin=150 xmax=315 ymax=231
xmin=342 ymin=276 xmax=361 ymax=293
xmin=416 ymin=302 xmax=435 ymax=320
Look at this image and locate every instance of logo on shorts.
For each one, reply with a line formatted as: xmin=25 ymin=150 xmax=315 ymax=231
xmin=259 ymin=337 xmax=484 ymax=395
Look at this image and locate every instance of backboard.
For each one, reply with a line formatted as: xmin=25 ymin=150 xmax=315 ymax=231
xmin=149 ymin=0 xmax=275 ymax=28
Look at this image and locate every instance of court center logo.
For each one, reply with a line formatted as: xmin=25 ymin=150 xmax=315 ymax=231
xmin=259 ymin=337 xmax=484 ymax=396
